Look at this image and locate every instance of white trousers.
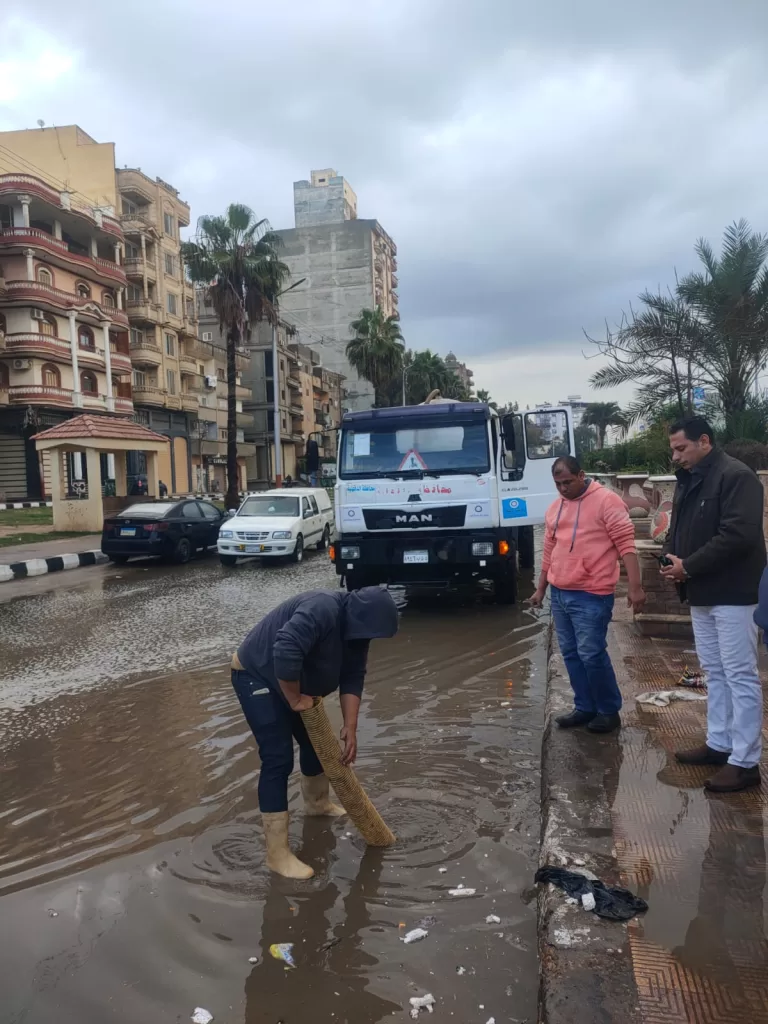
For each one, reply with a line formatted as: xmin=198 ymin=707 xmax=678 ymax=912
xmin=690 ymin=604 xmax=763 ymax=768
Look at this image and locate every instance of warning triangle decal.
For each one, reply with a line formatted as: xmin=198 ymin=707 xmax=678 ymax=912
xmin=398 ymin=449 xmax=428 ymax=471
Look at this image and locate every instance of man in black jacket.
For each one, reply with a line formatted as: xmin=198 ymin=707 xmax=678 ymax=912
xmin=231 ymin=587 xmax=399 ymax=877
xmin=662 ymin=417 xmax=765 ymax=792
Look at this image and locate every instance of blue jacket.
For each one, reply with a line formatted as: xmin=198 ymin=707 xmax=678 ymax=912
xmin=237 ymin=587 xmax=399 ymax=699
xmin=754 ymin=566 xmax=768 ymax=638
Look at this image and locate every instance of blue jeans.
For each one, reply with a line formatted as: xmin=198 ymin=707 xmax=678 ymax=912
xmin=550 ymin=587 xmax=621 ymax=716
xmin=231 ymin=669 xmax=323 ymax=812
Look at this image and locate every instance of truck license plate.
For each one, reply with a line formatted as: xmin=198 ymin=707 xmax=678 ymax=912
xmin=403 ymin=550 xmax=428 ymax=564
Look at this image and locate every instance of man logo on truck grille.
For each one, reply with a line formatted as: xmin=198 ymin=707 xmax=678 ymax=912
xmin=395 ymin=513 xmax=433 ymax=523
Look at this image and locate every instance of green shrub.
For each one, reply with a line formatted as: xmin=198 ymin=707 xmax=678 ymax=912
xmin=723 ymin=439 xmax=768 ymax=470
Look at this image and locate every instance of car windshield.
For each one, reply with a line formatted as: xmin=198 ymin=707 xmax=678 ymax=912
xmin=117 ymin=503 xmax=177 ymax=518
xmin=238 ymin=496 xmax=300 ymax=517
xmin=339 ymin=421 xmax=490 ymax=478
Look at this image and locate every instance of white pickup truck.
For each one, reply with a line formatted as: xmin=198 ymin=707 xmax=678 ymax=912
xmin=330 ymin=398 xmax=575 ymax=603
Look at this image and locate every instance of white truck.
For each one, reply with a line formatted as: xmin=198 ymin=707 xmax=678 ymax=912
xmin=331 ymin=398 xmax=575 ymax=603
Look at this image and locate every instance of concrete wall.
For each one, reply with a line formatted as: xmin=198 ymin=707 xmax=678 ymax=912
xmin=0 ymin=126 xmax=117 ymax=210
xmin=294 ymin=172 xmax=357 ymax=227
xmin=276 ymin=220 xmax=377 ymax=410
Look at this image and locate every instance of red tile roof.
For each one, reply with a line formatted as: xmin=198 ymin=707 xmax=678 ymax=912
xmin=31 ymin=414 xmax=169 ymax=444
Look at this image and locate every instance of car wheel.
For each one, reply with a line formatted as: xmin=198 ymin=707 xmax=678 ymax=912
xmin=316 ymin=525 xmax=331 ymax=551
xmin=109 ymin=555 xmax=129 ymax=565
xmin=290 ymin=535 xmax=304 ymax=563
xmin=173 ymin=537 xmax=193 ymax=564
xmin=219 ymin=555 xmax=238 ymax=567
xmin=493 ymin=563 xmax=518 ymax=605
xmin=517 ymin=526 xmax=535 ymax=570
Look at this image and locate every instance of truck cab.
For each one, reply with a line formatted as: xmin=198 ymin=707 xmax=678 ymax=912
xmin=331 ymin=400 xmax=574 ymax=603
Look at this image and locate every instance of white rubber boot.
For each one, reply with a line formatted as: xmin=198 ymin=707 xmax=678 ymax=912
xmin=261 ymin=812 xmax=314 ymax=879
xmin=301 ymin=774 xmax=346 ymax=817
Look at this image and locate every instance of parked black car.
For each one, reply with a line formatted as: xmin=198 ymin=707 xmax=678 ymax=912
xmin=102 ymin=500 xmax=225 ymax=565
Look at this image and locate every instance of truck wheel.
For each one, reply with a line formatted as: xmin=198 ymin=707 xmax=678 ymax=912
xmin=493 ymin=564 xmax=518 ymax=605
xmin=316 ymin=525 xmax=331 ymax=551
xmin=517 ymin=526 xmax=535 ymax=569
xmin=290 ymin=535 xmax=304 ymax=563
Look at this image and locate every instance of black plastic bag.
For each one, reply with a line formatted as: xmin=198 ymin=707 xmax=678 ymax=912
xmin=535 ymin=866 xmax=648 ymax=921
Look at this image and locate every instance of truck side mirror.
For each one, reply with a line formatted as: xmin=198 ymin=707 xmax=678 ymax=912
xmin=501 ymin=415 xmax=516 ymax=451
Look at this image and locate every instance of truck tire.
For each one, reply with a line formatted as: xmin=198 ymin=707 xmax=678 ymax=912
xmin=517 ymin=525 xmax=535 ymax=569
xmin=493 ymin=563 xmax=518 ymax=605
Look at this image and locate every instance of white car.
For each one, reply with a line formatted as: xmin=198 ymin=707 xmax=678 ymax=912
xmin=217 ymin=488 xmax=334 ymax=567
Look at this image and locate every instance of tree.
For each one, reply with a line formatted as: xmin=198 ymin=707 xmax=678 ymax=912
xmin=590 ymin=221 xmax=768 ymax=431
xmin=582 ymin=401 xmax=628 ymax=449
xmin=346 ymin=306 xmax=404 ymax=406
xmin=574 ymin=423 xmax=598 ymax=457
xmin=181 ymin=204 xmax=290 ymax=508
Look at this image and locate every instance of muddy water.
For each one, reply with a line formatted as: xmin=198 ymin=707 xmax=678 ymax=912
xmin=0 ymin=555 xmax=546 ymax=1024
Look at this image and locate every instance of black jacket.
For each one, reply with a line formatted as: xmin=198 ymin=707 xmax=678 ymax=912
xmin=665 ymin=449 xmax=766 ymax=606
xmin=237 ymin=588 xmax=399 ymax=699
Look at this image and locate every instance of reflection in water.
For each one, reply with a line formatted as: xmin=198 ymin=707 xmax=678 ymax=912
xmin=0 ymin=563 xmax=547 ymax=1024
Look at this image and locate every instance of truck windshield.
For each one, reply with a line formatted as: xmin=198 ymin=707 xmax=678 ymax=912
xmin=340 ymin=421 xmax=490 ymax=478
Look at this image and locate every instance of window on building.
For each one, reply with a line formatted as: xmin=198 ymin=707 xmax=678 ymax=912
xmin=78 ymin=325 xmax=95 ymax=350
xmin=127 ymin=284 xmax=142 ymax=302
xmin=0 ymin=361 xmax=8 ymax=388
xmin=185 ymin=299 xmax=194 ymax=318
xmin=80 ymin=371 xmax=98 ymax=394
xmin=41 ymin=363 xmax=60 ymax=388
xmin=167 ymin=293 xmax=178 ymax=315
xmin=38 ymin=314 xmax=57 ymax=337
xmin=164 ymin=253 xmax=176 ymax=276
xmin=102 ymin=291 xmax=116 ymax=308
xmin=202 ymin=332 xmax=212 ymax=342
xmin=125 ymin=242 xmax=140 ymax=260
xmin=133 ymin=369 xmax=146 ymax=388
xmin=130 ymin=328 xmax=144 ymax=347
xmin=166 ymin=368 xmax=176 ymax=395
xmin=282 ymin=416 xmax=287 ymax=430
xmin=163 ymin=212 xmax=175 ymax=237
xmin=76 ymin=281 xmax=90 ymax=299
xmin=165 ymin=333 xmax=176 ymax=357
xmin=0 ymin=313 xmax=5 ymax=335
xmin=217 ymin=367 xmax=225 ymax=382
xmin=36 ymin=266 xmax=53 ymax=286
xmin=122 ymin=198 xmax=138 ymax=216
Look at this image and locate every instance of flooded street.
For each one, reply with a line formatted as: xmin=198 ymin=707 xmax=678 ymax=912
xmin=0 ymin=553 xmax=546 ymax=1024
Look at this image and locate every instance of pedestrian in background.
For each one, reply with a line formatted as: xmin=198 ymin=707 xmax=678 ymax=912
xmin=662 ymin=417 xmax=765 ymax=792
xmin=530 ymin=456 xmax=646 ymax=733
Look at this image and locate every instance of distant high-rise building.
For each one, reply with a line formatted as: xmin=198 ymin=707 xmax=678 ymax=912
xmin=444 ymin=352 xmax=474 ymax=394
xmin=557 ymin=394 xmax=589 ymax=429
xmin=277 ymin=169 xmax=398 ymax=411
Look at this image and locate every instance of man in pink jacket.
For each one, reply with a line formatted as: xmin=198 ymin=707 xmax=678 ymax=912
xmin=530 ymin=456 xmax=646 ymax=733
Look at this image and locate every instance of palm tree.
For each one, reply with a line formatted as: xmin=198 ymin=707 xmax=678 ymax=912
xmin=582 ymin=401 xmax=628 ymax=449
xmin=181 ymin=204 xmax=290 ymax=509
xmin=346 ymin=306 xmax=404 ymax=406
xmin=476 ymin=389 xmax=491 ymax=404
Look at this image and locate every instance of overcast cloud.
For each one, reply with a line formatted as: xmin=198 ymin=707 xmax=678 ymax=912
xmin=2 ymin=1 xmax=768 ymax=406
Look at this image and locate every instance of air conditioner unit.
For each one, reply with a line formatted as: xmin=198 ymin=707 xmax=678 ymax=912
xmin=31 ymin=309 xmax=46 ymax=320
xmin=205 ymin=375 xmax=217 ymax=388
xmin=13 ymin=358 xmax=32 ymax=370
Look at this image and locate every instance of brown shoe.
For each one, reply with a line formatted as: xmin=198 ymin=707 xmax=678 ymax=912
xmin=675 ymin=744 xmax=730 ymax=766
xmin=705 ymin=764 xmax=761 ymax=793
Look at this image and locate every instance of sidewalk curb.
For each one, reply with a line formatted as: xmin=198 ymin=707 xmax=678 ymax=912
xmin=0 ymin=501 xmax=53 ymax=510
xmin=0 ymin=550 xmax=109 ymax=583
xmin=538 ymin=622 xmax=641 ymax=1024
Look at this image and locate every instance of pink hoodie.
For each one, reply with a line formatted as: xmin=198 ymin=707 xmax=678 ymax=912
xmin=541 ymin=480 xmax=636 ymax=595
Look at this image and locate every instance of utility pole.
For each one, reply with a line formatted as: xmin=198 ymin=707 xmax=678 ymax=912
xmin=272 ymin=319 xmax=282 ymax=486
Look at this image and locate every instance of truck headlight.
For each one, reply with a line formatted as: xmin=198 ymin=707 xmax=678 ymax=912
xmin=341 ymin=545 xmax=361 ymax=559
xmin=219 ymin=530 xmax=234 ymax=538
xmin=472 ymin=541 xmax=494 ymax=557
xmin=272 ymin=531 xmax=293 ymax=540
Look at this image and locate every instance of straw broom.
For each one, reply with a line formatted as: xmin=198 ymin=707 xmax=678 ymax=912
xmin=300 ymin=698 xmax=395 ymax=847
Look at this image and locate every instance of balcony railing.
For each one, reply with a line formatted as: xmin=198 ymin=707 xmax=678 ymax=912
xmin=132 ymin=384 xmax=165 ymax=406
xmin=0 ymin=175 xmax=124 ymax=240
xmin=8 ymin=385 xmax=73 ymax=406
xmin=181 ymin=394 xmax=199 ymax=411
xmin=0 ymin=387 xmax=9 ymax=406
xmin=123 ymin=256 xmax=157 ymax=280
xmin=3 ymin=281 xmax=129 ymax=325
xmin=114 ymin=397 xmax=134 ymax=414
xmin=129 ymin=340 xmax=162 ymax=365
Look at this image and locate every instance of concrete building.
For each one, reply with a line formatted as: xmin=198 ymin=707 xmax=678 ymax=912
xmin=277 ymin=169 xmax=398 ymax=411
xmin=444 ymin=352 xmax=474 ymax=395
xmin=117 ymin=168 xmax=199 ymax=492
xmin=290 ymin=341 xmax=345 ymax=463
xmin=0 ymin=171 xmax=132 ymax=499
xmin=557 ymin=394 xmax=589 ymax=429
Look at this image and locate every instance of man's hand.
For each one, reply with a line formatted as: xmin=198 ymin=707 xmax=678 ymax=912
xmin=627 ymin=583 xmax=647 ymax=613
xmin=289 ymin=693 xmax=315 ymax=713
xmin=528 ymin=588 xmax=547 ymax=609
xmin=660 ymin=554 xmax=687 ymax=583
xmin=340 ymin=725 xmax=358 ymax=766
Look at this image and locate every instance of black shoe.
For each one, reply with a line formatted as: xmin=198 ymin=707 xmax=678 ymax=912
xmin=555 ymin=710 xmax=596 ymax=729
xmin=704 ymin=764 xmax=761 ymax=793
xmin=587 ymin=713 xmax=621 ymax=734
xmin=675 ymin=744 xmax=730 ymax=766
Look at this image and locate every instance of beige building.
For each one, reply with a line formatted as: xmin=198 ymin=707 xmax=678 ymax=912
xmin=116 ymin=168 xmax=199 ymax=492
xmin=0 ymin=171 xmax=132 ymax=499
xmin=290 ymin=342 xmax=346 ymax=462
xmin=444 ymin=352 xmax=474 ymax=395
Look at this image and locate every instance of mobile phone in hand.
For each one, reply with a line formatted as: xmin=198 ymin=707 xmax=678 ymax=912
xmin=656 ymin=554 xmax=673 ymax=568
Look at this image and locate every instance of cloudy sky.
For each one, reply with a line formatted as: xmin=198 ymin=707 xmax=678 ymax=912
xmin=2 ymin=1 xmax=768 ymax=407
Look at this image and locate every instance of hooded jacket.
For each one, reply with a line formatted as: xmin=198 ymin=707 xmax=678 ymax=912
xmin=236 ymin=587 xmax=399 ymax=700
xmin=541 ymin=480 xmax=636 ymax=595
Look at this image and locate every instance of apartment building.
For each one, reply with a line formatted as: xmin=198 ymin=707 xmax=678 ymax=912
xmin=444 ymin=352 xmax=474 ymax=395
xmin=290 ymin=341 xmax=346 ymax=463
xmin=0 ymin=172 xmax=132 ymax=499
xmin=116 ymin=169 xmax=198 ymax=492
xmin=277 ymin=169 xmax=398 ymax=411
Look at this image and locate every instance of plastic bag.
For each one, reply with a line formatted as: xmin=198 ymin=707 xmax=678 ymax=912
xmin=535 ymin=866 xmax=648 ymax=921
